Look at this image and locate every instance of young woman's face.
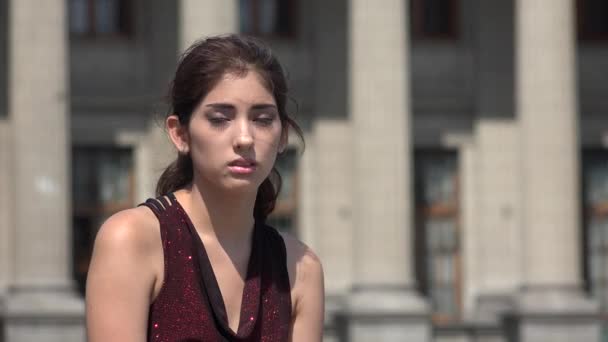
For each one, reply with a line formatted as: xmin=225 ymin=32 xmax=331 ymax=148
xmin=187 ymin=71 xmax=284 ymax=193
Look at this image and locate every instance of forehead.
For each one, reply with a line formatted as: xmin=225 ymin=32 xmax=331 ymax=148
xmin=202 ymin=71 xmax=275 ymax=105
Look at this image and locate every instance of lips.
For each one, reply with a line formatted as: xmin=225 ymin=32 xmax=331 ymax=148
xmin=228 ymin=158 xmax=257 ymax=175
xmin=228 ymin=158 xmax=257 ymax=167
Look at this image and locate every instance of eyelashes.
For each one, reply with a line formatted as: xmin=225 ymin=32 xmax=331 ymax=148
xmin=207 ymin=117 xmax=230 ymax=126
xmin=254 ymin=117 xmax=275 ymax=127
xmin=205 ymin=115 xmax=277 ymax=128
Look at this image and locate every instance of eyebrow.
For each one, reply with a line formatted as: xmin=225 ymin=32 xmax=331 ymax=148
xmin=205 ymin=102 xmax=277 ymax=111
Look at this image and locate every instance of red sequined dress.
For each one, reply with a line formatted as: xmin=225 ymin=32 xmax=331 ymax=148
xmin=139 ymin=193 xmax=291 ymax=341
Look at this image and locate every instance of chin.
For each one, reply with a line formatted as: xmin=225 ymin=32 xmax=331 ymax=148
xmin=221 ymin=177 xmax=262 ymax=194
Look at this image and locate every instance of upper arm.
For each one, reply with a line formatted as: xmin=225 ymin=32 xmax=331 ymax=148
xmin=85 ymin=208 xmax=160 ymax=342
xmin=282 ymin=234 xmax=325 ymax=342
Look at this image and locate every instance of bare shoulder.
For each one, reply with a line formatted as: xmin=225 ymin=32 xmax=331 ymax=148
xmin=89 ymin=205 xmax=164 ymax=292
xmin=93 ymin=206 xmax=160 ymax=255
xmin=278 ymin=232 xmax=324 ymax=299
xmin=87 ymin=205 xmax=163 ymax=304
xmin=278 ymin=232 xmax=325 ymax=341
xmin=86 ymin=206 xmax=162 ymax=341
xmin=279 ymin=232 xmax=322 ymax=270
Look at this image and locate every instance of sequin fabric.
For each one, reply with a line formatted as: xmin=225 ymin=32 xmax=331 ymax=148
xmin=139 ymin=193 xmax=291 ymax=341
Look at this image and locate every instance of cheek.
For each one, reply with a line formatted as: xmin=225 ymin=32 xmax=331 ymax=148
xmin=188 ymin=121 xmax=221 ymax=149
xmin=259 ymin=123 xmax=284 ymax=148
xmin=255 ymin=133 xmax=282 ymax=161
xmin=256 ymin=134 xmax=280 ymax=150
xmin=188 ymin=130 xmax=224 ymax=166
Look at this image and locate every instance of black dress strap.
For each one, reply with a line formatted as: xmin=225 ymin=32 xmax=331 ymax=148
xmin=167 ymin=192 xmax=177 ymax=202
xmin=263 ymin=225 xmax=291 ymax=294
xmin=138 ymin=199 xmax=159 ymax=215
xmin=138 ymin=195 xmax=174 ymax=219
xmin=156 ymin=195 xmax=172 ymax=209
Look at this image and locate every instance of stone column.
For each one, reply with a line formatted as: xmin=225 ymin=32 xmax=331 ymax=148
xmin=511 ymin=0 xmax=600 ymax=341
xmin=178 ymin=0 xmax=238 ymax=51
xmin=0 ymin=120 xmax=12 ymax=297
xmin=344 ymin=0 xmax=430 ymax=341
xmin=471 ymin=0 xmax=522 ymax=323
xmin=4 ymin=0 xmax=85 ymax=341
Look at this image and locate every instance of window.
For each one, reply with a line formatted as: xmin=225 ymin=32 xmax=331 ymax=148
xmin=577 ymin=0 xmax=608 ymax=41
xmin=72 ymin=146 xmax=134 ymax=294
xmin=266 ymin=148 xmax=298 ymax=235
xmin=69 ymin=0 xmax=133 ymax=38
xmin=410 ymin=0 xmax=460 ymax=40
xmin=239 ymin=0 xmax=297 ymax=38
xmin=582 ymin=149 xmax=608 ymax=340
xmin=415 ymin=150 xmax=461 ymax=324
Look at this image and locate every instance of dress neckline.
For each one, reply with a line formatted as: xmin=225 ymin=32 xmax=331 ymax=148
xmin=168 ymin=192 xmax=263 ymax=338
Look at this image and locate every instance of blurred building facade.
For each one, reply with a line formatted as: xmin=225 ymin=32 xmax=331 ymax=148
xmin=0 ymin=0 xmax=607 ymax=341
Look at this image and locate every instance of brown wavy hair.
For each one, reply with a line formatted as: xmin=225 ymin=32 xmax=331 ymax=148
xmin=155 ymin=34 xmax=303 ymax=222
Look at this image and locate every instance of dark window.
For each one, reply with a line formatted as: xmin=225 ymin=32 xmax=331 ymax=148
xmin=578 ymin=0 xmax=608 ymax=41
xmin=72 ymin=146 xmax=134 ymax=294
xmin=69 ymin=0 xmax=133 ymax=38
xmin=411 ymin=0 xmax=459 ymax=40
xmin=581 ymin=149 xmax=608 ymax=339
xmin=266 ymin=148 xmax=299 ymax=235
xmin=239 ymin=0 xmax=297 ymax=39
xmin=415 ymin=150 xmax=461 ymax=324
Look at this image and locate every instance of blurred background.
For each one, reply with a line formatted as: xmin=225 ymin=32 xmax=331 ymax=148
xmin=0 ymin=0 xmax=607 ymax=341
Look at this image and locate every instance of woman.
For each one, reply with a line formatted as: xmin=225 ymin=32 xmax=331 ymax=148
xmin=85 ymin=35 xmax=324 ymax=341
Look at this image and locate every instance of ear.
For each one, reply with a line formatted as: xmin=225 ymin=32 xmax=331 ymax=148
xmin=278 ymin=125 xmax=289 ymax=154
xmin=166 ymin=115 xmax=190 ymax=154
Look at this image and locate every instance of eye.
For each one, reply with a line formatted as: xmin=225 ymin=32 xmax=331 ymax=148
xmin=207 ymin=116 xmax=230 ymax=126
xmin=254 ymin=115 xmax=276 ymax=126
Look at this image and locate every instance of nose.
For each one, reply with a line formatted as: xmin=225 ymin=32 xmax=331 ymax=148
xmin=233 ymin=120 xmax=254 ymax=150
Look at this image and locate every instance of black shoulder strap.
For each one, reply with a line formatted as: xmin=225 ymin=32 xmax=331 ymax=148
xmin=263 ymin=224 xmax=288 ymax=262
xmin=137 ymin=195 xmax=174 ymax=220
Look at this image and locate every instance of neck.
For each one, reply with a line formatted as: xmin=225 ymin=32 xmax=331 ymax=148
xmin=176 ymin=178 xmax=257 ymax=245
